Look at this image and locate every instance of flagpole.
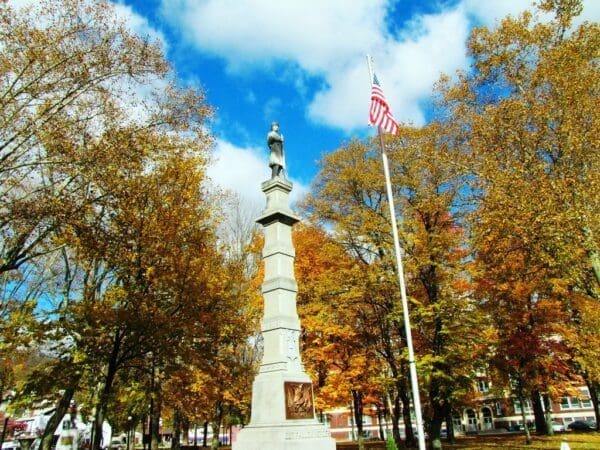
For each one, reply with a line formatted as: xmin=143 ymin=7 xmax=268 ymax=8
xmin=367 ymin=55 xmax=426 ymax=450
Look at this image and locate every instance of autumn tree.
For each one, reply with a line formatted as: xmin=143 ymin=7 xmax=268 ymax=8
xmin=303 ymin=125 xmax=487 ymax=449
xmin=385 ymin=124 xmax=491 ymax=450
xmin=68 ymin=142 xmax=221 ymax=450
xmin=0 ymin=0 xmax=166 ymax=424
xmin=166 ymin=248 xmax=261 ymax=450
xmin=438 ymin=0 xmax=600 ymax=433
xmin=301 ymin=141 xmax=415 ymax=445
xmin=0 ymin=2 xmax=228 ymax=450
xmin=0 ymin=0 xmax=171 ymax=275
xmin=293 ymin=223 xmax=383 ymax=442
xmin=157 ymin=198 xmax=262 ymax=450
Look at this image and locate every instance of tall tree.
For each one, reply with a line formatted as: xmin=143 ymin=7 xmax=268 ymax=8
xmin=303 ymin=125 xmax=487 ymax=449
xmin=68 ymin=144 xmax=218 ymax=450
xmin=302 ymin=141 xmax=416 ymax=446
xmin=438 ymin=0 xmax=599 ymax=433
xmin=294 ymin=223 xmax=382 ymax=442
xmin=0 ymin=0 xmax=172 ymax=274
xmin=1 ymin=2 xmax=218 ymax=449
xmin=160 ymin=199 xmax=262 ymax=450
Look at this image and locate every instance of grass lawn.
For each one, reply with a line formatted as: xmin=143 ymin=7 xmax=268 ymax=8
xmin=442 ymin=431 xmax=600 ymax=449
xmin=199 ymin=431 xmax=600 ymax=449
xmin=332 ymin=431 xmax=600 ymax=449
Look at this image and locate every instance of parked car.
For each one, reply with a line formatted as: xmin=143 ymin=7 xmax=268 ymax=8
xmin=551 ymin=421 xmax=566 ymax=432
xmin=567 ymin=420 xmax=595 ymax=431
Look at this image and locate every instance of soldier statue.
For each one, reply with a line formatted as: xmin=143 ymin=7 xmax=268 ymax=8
xmin=267 ymin=121 xmax=285 ymax=179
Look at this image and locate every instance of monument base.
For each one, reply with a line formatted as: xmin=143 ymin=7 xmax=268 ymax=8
xmin=233 ymin=370 xmax=336 ymax=450
xmin=234 ymin=422 xmax=336 ymax=450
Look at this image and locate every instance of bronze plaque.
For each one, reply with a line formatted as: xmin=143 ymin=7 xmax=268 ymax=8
xmin=284 ymin=381 xmax=314 ymax=420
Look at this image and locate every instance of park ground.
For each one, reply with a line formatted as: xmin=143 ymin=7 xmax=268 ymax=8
xmin=440 ymin=432 xmax=600 ymax=449
xmin=213 ymin=431 xmax=600 ymax=449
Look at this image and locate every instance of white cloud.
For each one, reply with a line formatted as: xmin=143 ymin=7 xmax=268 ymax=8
xmin=6 ymin=0 xmax=36 ymax=8
xmin=160 ymin=0 xmax=387 ymax=72
xmin=309 ymin=8 xmax=470 ymax=128
xmin=580 ymin=0 xmax=600 ymax=22
xmin=206 ymin=139 xmax=309 ymax=214
xmin=159 ymin=0 xmax=600 ymax=132
xmin=461 ymin=0 xmax=530 ymax=26
xmin=9 ymin=0 xmax=168 ymax=52
xmin=159 ymin=0 xmax=469 ymax=129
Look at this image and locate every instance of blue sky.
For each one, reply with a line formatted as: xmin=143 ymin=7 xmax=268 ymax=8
xmin=43 ymin=1 xmax=600 ymax=210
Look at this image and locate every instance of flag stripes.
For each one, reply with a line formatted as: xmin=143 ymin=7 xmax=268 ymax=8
xmin=369 ymin=73 xmax=399 ymax=135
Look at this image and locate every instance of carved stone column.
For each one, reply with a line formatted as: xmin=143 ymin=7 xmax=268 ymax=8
xmin=233 ymin=177 xmax=335 ymax=450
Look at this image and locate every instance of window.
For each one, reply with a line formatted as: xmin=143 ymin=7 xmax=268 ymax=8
xmin=452 ymin=413 xmax=462 ymax=429
xmin=347 ymin=415 xmax=373 ymax=426
xmin=495 ymin=401 xmax=503 ymax=416
xmin=477 ymin=379 xmax=490 ymax=393
xmin=560 ymin=394 xmax=592 ymax=410
xmin=513 ymin=399 xmax=533 ymax=414
xmin=560 ymin=397 xmax=574 ymax=409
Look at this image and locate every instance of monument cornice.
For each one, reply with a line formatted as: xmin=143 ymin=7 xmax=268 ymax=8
xmin=261 ymin=276 xmax=298 ymax=294
xmin=256 ymin=209 xmax=300 ymax=227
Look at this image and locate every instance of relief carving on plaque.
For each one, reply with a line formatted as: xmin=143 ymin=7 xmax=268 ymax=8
xmin=284 ymin=381 xmax=314 ymax=420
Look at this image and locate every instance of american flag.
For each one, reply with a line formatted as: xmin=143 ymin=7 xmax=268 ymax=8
xmin=369 ymin=72 xmax=399 ymax=135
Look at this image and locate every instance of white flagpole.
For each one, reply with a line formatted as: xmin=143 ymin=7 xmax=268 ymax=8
xmin=366 ymin=55 xmax=426 ymax=450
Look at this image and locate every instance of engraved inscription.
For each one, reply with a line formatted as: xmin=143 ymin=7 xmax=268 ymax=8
xmin=284 ymin=382 xmax=314 ymax=420
xmin=259 ymin=362 xmax=287 ymax=373
xmin=285 ymin=429 xmax=330 ymax=440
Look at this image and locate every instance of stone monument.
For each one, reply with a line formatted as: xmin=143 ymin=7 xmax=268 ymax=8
xmin=232 ymin=125 xmax=335 ymax=450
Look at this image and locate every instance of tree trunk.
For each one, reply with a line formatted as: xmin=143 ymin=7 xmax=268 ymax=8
xmin=429 ymin=383 xmax=449 ymax=450
xmin=531 ymin=390 xmax=547 ymax=434
xmin=1 ymin=417 xmax=9 ymax=450
xmin=542 ymin=395 xmax=554 ymax=436
xmin=202 ymin=421 xmax=208 ymax=448
xmin=181 ymin=417 xmax=189 ymax=447
xmin=445 ymin=408 xmax=455 ymax=444
xmin=387 ymin=390 xmax=402 ymax=448
xmin=150 ymin=390 xmax=161 ymax=450
xmin=210 ymin=403 xmax=223 ymax=450
xmin=92 ymin=331 xmax=121 ymax=450
xmin=516 ymin=385 xmax=531 ymax=445
xmin=171 ymin=409 xmax=181 ymax=450
xmin=210 ymin=422 xmax=219 ymax=450
xmin=400 ymin=388 xmax=416 ymax=448
xmin=351 ymin=390 xmax=364 ymax=439
xmin=584 ymin=378 xmax=600 ymax=431
xmin=146 ymin=411 xmax=152 ymax=450
xmin=92 ymin=393 xmax=108 ymax=450
xmin=376 ymin=403 xmax=385 ymax=440
xmin=582 ymin=226 xmax=600 ymax=296
xmin=40 ymin=385 xmax=78 ymax=450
